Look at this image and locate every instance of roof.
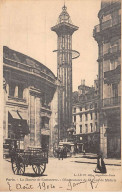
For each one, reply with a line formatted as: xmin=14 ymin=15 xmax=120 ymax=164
xmin=3 ymin=46 xmax=56 ymax=80
xmin=51 ymin=5 xmax=78 ymax=34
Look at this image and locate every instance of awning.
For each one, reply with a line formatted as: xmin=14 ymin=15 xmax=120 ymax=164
xmin=8 ymin=110 xmax=20 ymax=120
xmin=17 ymin=111 xmax=28 ymax=120
xmin=9 ymin=110 xmax=28 ymax=120
xmin=8 ymin=110 xmax=29 ymax=137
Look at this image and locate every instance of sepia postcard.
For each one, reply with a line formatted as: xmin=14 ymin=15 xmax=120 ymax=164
xmin=0 ymin=0 xmax=121 ymax=192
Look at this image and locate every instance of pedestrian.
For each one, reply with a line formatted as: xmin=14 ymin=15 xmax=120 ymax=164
xmin=60 ymin=147 xmax=64 ymax=160
xmin=63 ymin=146 xmax=67 ymax=158
xmin=58 ymin=146 xmax=61 ymax=160
xmin=94 ymin=153 xmax=107 ymax=173
xmin=101 ymin=155 xmax=107 ymax=173
xmin=83 ymin=149 xmax=86 ymax=155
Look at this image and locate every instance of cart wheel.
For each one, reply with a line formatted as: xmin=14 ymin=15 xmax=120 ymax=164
xmin=32 ymin=163 xmax=46 ymax=175
xmin=12 ymin=159 xmax=25 ymax=175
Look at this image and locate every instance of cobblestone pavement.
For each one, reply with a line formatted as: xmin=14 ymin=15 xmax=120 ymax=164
xmin=1 ymin=154 xmax=121 ymax=191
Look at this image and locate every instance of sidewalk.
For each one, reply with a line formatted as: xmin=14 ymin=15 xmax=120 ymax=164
xmin=72 ymin=153 xmax=121 ymax=166
xmin=3 ymin=153 xmax=121 ymax=171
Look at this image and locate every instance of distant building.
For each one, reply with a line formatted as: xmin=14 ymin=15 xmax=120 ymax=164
xmin=3 ymin=46 xmax=56 ymax=155
xmin=72 ymin=78 xmax=99 ymax=154
xmin=93 ymin=0 xmax=121 ymax=158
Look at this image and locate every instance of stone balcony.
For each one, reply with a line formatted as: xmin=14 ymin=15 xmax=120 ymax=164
xmin=102 ymin=96 xmax=121 ymax=108
xmin=104 ymin=65 xmax=121 ymax=78
xmin=104 ymin=65 xmax=121 ymax=84
xmin=93 ymin=16 xmax=121 ymax=38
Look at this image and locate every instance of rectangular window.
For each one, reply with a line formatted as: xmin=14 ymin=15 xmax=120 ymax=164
xmin=80 ymin=125 xmax=82 ymax=133
xmin=74 ymin=107 xmax=76 ymax=113
xmin=112 ymin=10 xmax=119 ymax=26
xmin=112 ymin=83 xmax=118 ymax=98
xmin=95 ymin=122 xmax=97 ymax=131
xmin=95 ymin=103 xmax=98 ymax=108
xmin=85 ymin=124 xmax=88 ymax=133
xmin=110 ymin=59 xmax=118 ymax=70
xmin=80 ymin=114 xmax=82 ymax=122
xmin=90 ymin=123 xmax=93 ymax=132
xmin=85 ymin=114 xmax=88 ymax=121
xmin=74 ymin=116 xmax=76 ymax=122
xmin=41 ymin=117 xmax=45 ymax=128
xmin=80 ymin=107 xmax=82 ymax=111
xmin=9 ymin=82 xmax=15 ymax=97
xmin=18 ymin=84 xmax=24 ymax=99
xmin=103 ymin=42 xmax=110 ymax=55
xmin=95 ymin=112 xmax=97 ymax=120
xmin=103 ymin=60 xmax=110 ymax=72
xmin=90 ymin=104 xmax=93 ymax=109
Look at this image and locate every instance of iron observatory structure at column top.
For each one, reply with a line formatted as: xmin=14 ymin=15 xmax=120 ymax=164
xmin=51 ymin=5 xmax=80 ymax=141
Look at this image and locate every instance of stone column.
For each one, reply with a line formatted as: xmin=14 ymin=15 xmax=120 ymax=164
xmin=35 ymin=96 xmax=41 ymax=147
xmin=6 ymin=84 xmax=9 ymax=96
xmin=29 ymin=89 xmax=42 ymax=147
xmin=3 ymin=91 xmax=7 ymax=140
xmin=30 ymin=94 xmax=35 ymax=146
xmin=23 ymin=88 xmax=27 ymax=100
xmin=14 ymin=85 xmax=18 ymax=97
xmin=3 ymin=80 xmax=8 ymax=141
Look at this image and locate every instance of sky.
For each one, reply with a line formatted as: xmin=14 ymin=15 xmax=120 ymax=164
xmin=0 ymin=0 xmax=101 ymax=91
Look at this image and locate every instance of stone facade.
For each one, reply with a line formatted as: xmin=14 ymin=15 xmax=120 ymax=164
xmin=72 ymin=79 xmax=99 ymax=154
xmin=93 ymin=0 xmax=121 ymax=158
xmin=3 ymin=46 xmax=56 ymax=152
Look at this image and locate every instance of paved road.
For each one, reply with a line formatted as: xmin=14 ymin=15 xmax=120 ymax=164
xmin=3 ymin=154 xmax=121 ymax=177
xmin=1 ymin=155 xmax=121 ymax=191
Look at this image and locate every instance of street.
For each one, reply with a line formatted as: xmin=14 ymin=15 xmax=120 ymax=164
xmin=1 ymin=154 xmax=121 ymax=191
xmin=3 ymin=153 xmax=121 ymax=178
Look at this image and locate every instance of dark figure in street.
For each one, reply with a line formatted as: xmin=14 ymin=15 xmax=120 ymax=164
xmin=63 ymin=147 xmax=67 ymax=158
xmin=58 ymin=147 xmax=61 ymax=160
xmin=60 ymin=147 xmax=64 ymax=160
xmin=94 ymin=153 xmax=107 ymax=173
xmin=83 ymin=149 xmax=86 ymax=155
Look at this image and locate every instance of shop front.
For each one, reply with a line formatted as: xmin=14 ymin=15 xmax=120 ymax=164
xmin=107 ymin=113 xmax=121 ymax=158
xmin=73 ymin=134 xmax=87 ymax=153
xmin=74 ymin=132 xmax=100 ymax=154
xmin=3 ymin=110 xmax=29 ymax=157
xmin=41 ymin=129 xmax=50 ymax=150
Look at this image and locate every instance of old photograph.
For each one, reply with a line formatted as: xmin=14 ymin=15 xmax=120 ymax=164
xmin=0 ymin=0 xmax=121 ymax=192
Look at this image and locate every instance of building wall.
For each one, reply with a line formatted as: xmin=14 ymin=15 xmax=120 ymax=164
xmin=93 ymin=0 xmax=121 ymax=158
xmin=50 ymin=88 xmax=58 ymax=150
xmin=3 ymin=46 xmax=56 ymax=152
xmin=73 ymin=105 xmax=99 ymax=135
xmin=72 ymin=80 xmax=99 ymax=153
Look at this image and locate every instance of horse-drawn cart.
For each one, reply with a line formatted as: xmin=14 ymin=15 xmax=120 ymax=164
xmin=11 ymin=147 xmax=48 ymax=176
